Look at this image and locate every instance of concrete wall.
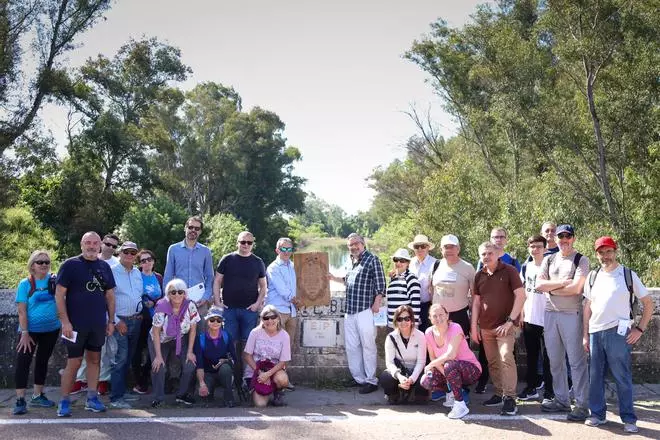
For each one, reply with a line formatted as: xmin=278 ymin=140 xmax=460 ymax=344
xmin=1 ymin=288 xmax=658 ymax=388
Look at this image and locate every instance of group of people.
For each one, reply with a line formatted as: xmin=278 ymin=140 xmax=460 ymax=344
xmin=328 ymin=225 xmax=653 ymax=433
xmin=11 ymin=219 xmax=654 ymax=433
xmin=13 ymin=217 xmax=296 ymax=417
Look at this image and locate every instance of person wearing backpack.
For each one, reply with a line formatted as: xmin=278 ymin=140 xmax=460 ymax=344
xmin=12 ymin=250 xmax=60 ymax=415
xmin=535 ymin=224 xmax=590 ymax=421
xmin=582 ymin=236 xmax=654 ymax=434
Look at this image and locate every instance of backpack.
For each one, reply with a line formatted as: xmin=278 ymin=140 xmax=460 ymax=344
xmin=28 ymin=274 xmax=57 ymax=298
xmin=199 ymin=330 xmax=229 ymax=351
xmin=546 ymin=252 xmax=583 ymax=280
xmin=588 ymin=266 xmax=637 ymax=319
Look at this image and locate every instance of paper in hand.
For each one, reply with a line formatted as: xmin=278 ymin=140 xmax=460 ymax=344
xmin=61 ymin=331 xmax=78 ymax=343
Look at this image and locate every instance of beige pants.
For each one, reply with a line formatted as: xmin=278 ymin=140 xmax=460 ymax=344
xmin=279 ymin=313 xmax=298 ymax=346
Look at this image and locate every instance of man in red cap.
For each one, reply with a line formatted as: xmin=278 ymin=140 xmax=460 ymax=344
xmin=582 ymin=236 xmax=654 ymax=434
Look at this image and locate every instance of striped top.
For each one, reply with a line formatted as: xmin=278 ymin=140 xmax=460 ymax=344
xmin=386 ymin=269 xmax=421 ymax=328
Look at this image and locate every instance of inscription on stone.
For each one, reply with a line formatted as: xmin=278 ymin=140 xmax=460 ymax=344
xmin=294 ymin=252 xmax=331 ymax=307
xmin=302 ymin=319 xmax=339 ymax=347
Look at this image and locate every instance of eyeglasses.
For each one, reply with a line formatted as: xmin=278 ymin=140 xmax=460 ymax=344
xmin=396 ymin=316 xmax=412 ymax=322
xmin=279 ymin=247 xmax=293 ymax=252
xmin=103 ymin=242 xmax=118 ymax=249
xmin=34 ymin=260 xmax=51 ymax=265
xmin=139 ymin=257 xmax=154 ymax=263
xmin=392 ymin=258 xmax=408 ymax=263
xmin=208 ymin=317 xmax=222 ymax=323
xmin=187 ymin=225 xmax=201 ymax=231
xmin=122 ymin=250 xmax=138 ymax=255
xmin=491 ymin=235 xmax=506 ymax=239
xmin=413 ymin=244 xmax=427 ymax=249
xmin=528 ymin=244 xmax=544 ymax=249
xmin=169 ymin=290 xmax=186 ymax=296
xmin=239 ymin=240 xmax=254 ymax=245
xmin=557 ymin=233 xmax=573 ymax=239
xmin=262 ymin=315 xmax=278 ymax=321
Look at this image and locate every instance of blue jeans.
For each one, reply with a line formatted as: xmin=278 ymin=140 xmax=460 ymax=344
xmin=223 ymin=307 xmax=258 ymax=342
xmin=110 ymin=318 xmax=142 ymax=401
xmin=589 ymin=326 xmax=636 ymax=423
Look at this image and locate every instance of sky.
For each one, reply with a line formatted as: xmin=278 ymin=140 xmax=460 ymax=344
xmin=42 ymin=0 xmax=486 ymax=214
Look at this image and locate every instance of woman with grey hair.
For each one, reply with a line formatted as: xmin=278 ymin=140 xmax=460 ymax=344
xmin=149 ymin=278 xmax=200 ymax=408
xmin=242 ymin=305 xmax=292 ymax=407
xmin=13 ymin=250 xmax=60 ymax=415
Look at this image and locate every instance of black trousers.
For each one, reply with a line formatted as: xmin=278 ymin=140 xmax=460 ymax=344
xmin=131 ymin=313 xmax=153 ymax=388
xmin=522 ymin=322 xmax=554 ymax=397
xmin=379 ymin=370 xmax=427 ymax=398
xmin=419 ymin=302 xmax=432 ymax=332
xmin=15 ymin=329 xmax=60 ymax=389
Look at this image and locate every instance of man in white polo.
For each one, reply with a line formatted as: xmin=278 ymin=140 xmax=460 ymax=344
xmin=407 ymin=234 xmax=437 ymax=331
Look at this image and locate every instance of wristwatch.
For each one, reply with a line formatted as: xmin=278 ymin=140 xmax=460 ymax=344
xmin=505 ymin=316 xmax=514 ymax=323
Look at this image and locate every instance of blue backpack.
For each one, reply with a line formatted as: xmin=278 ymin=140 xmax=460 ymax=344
xmin=199 ymin=331 xmax=229 ymax=351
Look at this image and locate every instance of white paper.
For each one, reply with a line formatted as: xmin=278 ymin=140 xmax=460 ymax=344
xmin=373 ymin=306 xmax=388 ymax=327
xmin=617 ymin=319 xmax=631 ymax=336
xmin=61 ymin=331 xmax=78 ymax=343
xmin=186 ymin=283 xmax=205 ymax=302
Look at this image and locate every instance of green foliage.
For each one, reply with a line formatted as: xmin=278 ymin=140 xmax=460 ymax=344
xmin=205 ymin=212 xmax=247 ymax=261
xmin=371 ymin=215 xmax=421 ymax=272
xmin=117 ymin=195 xmax=189 ymax=274
xmin=0 ymin=206 xmax=59 ymax=288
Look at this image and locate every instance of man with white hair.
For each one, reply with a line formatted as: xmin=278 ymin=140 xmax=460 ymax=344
xmin=407 ymin=234 xmax=437 ymax=331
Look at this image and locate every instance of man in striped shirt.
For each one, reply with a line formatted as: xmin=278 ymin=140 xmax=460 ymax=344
xmin=329 ymin=233 xmax=386 ymax=394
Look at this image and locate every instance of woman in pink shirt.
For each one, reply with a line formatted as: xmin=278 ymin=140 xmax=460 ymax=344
xmin=422 ymin=304 xmax=481 ymax=419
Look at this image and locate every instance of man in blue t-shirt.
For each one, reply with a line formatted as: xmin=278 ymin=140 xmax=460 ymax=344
xmin=213 ymin=231 xmax=267 ymax=345
xmin=55 ymin=232 xmax=116 ymax=417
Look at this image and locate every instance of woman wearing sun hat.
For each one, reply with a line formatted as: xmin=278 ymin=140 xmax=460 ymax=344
xmin=195 ymin=306 xmax=237 ymax=407
xmin=386 ymin=248 xmax=421 ymax=328
xmin=407 ymin=234 xmax=438 ymax=332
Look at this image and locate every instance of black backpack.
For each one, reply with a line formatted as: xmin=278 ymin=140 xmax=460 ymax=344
xmin=28 ymin=274 xmax=57 ymax=298
xmin=587 ymin=266 xmax=637 ymax=319
xmin=546 ymin=252 xmax=583 ymax=280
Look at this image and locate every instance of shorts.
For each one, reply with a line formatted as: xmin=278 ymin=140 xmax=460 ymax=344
xmin=65 ymin=326 xmax=106 ymax=358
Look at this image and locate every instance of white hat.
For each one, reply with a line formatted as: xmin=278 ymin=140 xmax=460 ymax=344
xmin=407 ymin=234 xmax=435 ymax=251
xmin=440 ymin=234 xmax=460 ymax=247
xmin=391 ymin=248 xmax=412 ymax=261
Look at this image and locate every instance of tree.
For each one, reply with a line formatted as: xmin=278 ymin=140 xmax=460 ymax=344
xmin=205 ymin=212 xmax=247 ymax=261
xmin=0 ymin=0 xmax=111 ymax=152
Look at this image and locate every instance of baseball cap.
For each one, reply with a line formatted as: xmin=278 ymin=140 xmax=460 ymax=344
xmin=440 ymin=234 xmax=460 ymax=247
xmin=594 ymin=236 xmax=617 ymax=251
xmin=556 ymin=224 xmax=575 ymax=236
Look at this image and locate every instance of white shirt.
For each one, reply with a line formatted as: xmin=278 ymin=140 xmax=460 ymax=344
xmin=521 ymin=261 xmax=547 ymax=327
xmin=408 ymin=255 xmax=437 ymax=303
xmin=583 ymin=264 xmax=647 ymax=333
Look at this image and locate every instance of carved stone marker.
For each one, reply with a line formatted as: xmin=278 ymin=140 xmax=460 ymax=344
xmin=301 ymin=319 xmax=340 ymax=347
xmin=293 ymin=252 xmax=331 ymax=307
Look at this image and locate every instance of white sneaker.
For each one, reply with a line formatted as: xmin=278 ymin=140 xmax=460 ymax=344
xmin=448 ymin=400 xmax=470 ymax=419
xmin=623 ymin=423 xmax=639 ymax=433
xmin=443 ymin=393 xmax=455 ymax=408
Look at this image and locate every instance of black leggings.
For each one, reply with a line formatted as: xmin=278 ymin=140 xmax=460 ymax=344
xmin=15 ymin=329 xmax=60 ymax=389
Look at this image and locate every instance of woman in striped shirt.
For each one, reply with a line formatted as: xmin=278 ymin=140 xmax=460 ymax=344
xmin=386 ymin=249 xmax=421 ymax=328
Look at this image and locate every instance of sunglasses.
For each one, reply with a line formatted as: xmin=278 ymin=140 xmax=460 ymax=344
xmin=279 ymin=246 xmax=294 ymax=252
xmin=392 ymin=258 xmax=408 ymax=263
xmin=491 ymin=235 xmax=506 ymax=239
xmin=262 ymin=315 xmax=278 ymax=321
xmin=169 ymin=290 xmax=186 ymax=296
xmin=208 ymin=317 xmax=222 ymax=323
xmin=239 ymin=240 xmax=254 ymax=245
xmin=103 ymin=242 xmax=118 ymax=249
xmin=122 ymin=250 xmax=138 ymax=255
xmin=557 ymin=233 xmax=573 ymax=239
xmin=34 ymin=260 xmax=51 ymax=265
xmin=413 ymin=244 xmax=427 ymax=249
xmin=396 ymin=316 xmax=412 ymax=322
xmin=140 ymin=257 xmax=154 ymax=263
xmin=187 ymin=225 xmax=201 ymax=231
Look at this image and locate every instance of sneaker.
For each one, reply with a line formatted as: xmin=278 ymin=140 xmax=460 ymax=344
xmin=151 ymin=400 xmax=163 ymax=409
xmin=448 ymin=400 xmax=470 ymax=419
xmin=443 ymin=393 xmax=455 ymax=408
xmin=623 ymin=423 xmax=639 ymax=433
xmin=225 ymin=400 xmax=236 ymax=408
xmin=285 ymin=382 xmax=296 ymax=392
xmin=483 ymin=395 xmax=503 ymax=406
xmin=475 ymin=383 xmax=487 ymax=394
xmin=176 ymin=393 xmax=196 ymax=405
xmin=70 ymin=380 xmax=88 ymax=395
xmin=57 ymin=399 xmax=72 ymax=417
xmin=358 ymin=383 xmax=378 ymax=394
xmin=132 ymin=385 xmax=148 ymax=395
xmin=585 ymin=416 xmax=607 ymax=427
xmin=431 ymin=390 xmax=446 ymax=401
xmin=12 ymin=398 xmax=27 ymax=415
xmin=109 ymin=399 xmax=132 ymax=409
xmin=30 ymin=393 xmax=55 ymax=408
xmin=536 ymin=381 xmax=545 ymax=391
xmin=85 ymin=396 xmax=107 ymax=413
xmin=97 ymin=381 xmax=109 ymax=396
xmin=501 ymin=396 xmax=518 ymax=416
xmin=567 ymin=406 xmax=589 ymax=422
xmin=271 ymin=391 xmax=286 ymax=407
xmin=517 ymin=387 xmax=540 ymax=401
xmin=541 ymin=398 xmax=571 ymax=412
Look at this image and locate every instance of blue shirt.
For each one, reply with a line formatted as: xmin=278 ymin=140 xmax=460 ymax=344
xmin=266 ymin=257 xmax=297 ymax=317
xmin=112 ymin=264 xmax=144 ymax=322
xmin=163 ymin=241 xmax=214 ymax=301
xmin=141 ymin=272 xmax=162 ymax=317
xmin=15 ymin=274 xmax=61 ymax=333
xmin=193 ymin=330 xmax=238 ymax=374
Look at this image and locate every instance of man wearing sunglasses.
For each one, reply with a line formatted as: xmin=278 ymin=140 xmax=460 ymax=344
xmin=99 ymin=233 xmax=120 ymax=268
xmin=407 ymin=234 xmax=437 ymax=331
xmin=108 ymin=241 xmax=144 ymax=409
xmin=265 ymin=237 xmax=300 ymax=347
xmin=535 ymin=224 xmax=591 ymax=422
xmin=213 ymin=231 xmax=267 ymax=366
xmin=164 ymin=216 xmax=214 ymax=317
